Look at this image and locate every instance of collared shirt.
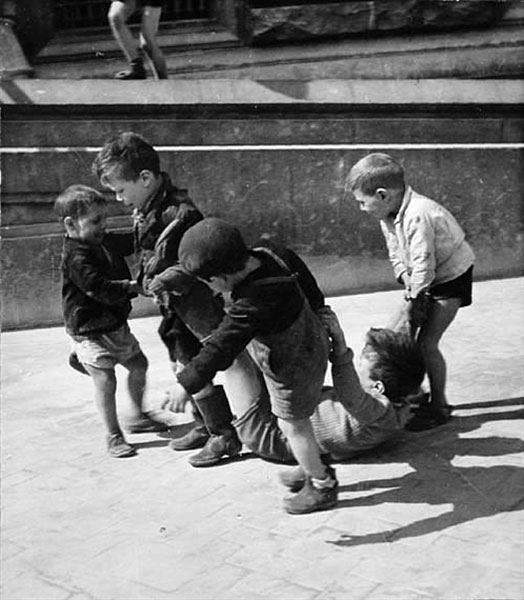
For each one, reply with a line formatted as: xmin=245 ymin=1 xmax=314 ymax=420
xmin=380 ymin=186 xmax=475 ymax=298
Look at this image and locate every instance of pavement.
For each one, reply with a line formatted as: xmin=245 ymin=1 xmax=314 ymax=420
xmin=1 ymin=277 xmax=523 ymax=600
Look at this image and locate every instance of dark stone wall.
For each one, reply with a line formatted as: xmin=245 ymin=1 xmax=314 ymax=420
xmin=2 ymin=103 xmax=523 ymax=329
xmin=240 ymin=0 xmax=511 ymax=45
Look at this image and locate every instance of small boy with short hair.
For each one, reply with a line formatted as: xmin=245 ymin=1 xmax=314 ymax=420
xmin=92 ymin=132 xmax=240 ymax=466
xmin=55 ymin=184 xmax=166 ymax=458
xmin=345 ymin=153 xmax=475 ymax=431
xmin=163 ymin=217 xmax=337 ymax=515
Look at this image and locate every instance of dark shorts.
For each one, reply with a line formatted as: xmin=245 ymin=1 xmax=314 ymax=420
xmin=232 ymin=398 xmax=296 ymax=464
xmin=430 ymin=265 xmax=474 ymax=307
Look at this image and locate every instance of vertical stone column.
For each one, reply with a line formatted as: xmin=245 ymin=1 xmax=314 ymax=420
xmin=0 ymin=1 xmax=32 ymax=79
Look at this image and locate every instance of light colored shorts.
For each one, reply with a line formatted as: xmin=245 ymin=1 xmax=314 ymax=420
xmin=71 ymin=323 xmax=142 ymax=370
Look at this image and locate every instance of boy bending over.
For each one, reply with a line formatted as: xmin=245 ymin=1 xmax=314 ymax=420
xmin=164 ymin=218 xmax=337 ymax=515
xmin=345 ymin=153 xmax=475 ymax=431
xmin=55 ymin=185 xmax=166 ymax=458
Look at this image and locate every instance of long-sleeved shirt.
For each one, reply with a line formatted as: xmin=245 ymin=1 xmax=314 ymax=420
xmin=380 ymin=186 xmax=475 ymax=298
xmin=177 ymin=240 xmax=325 ymax=394
xmin=311 ymin=349 xmax=411 ymax=459
xmin=60 ymin=232 xmax=135 ymax=336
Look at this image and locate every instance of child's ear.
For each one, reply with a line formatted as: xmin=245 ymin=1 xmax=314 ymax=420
xmin=139 ymin=169 xmax=155 ymax=187
xmin=372 ymin=380 xmax=385 ymax=395
xmin=376 ymin=188 xmax=389 ymax=202
xmin=64 ymin=216 xmax=76 ymax=233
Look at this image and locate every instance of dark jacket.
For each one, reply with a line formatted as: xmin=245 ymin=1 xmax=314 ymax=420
xmin=60 ymin=233 xmax=136 ymax=336
xmin=177 ymin=240 xmax=325 ymax=394
xmin=134 ymin=172 xmax=203 ymax=284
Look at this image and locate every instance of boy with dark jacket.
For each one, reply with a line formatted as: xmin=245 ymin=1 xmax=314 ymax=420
xmin=55 ymin=184 xmax=166 ymax=458
xmin=164 ymin=218 xmax=337 ymax=515
xmin=92 ymin=132 xmax=240 ymax=466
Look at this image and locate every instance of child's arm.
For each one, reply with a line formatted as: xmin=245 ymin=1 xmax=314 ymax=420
xmin=146 ymin=203 xmax=203 ymax=281
xmin=317 ymin=306 xmax=348 ymax=359
xmin=404 ymin=213 xmax=436 ymax=299
xmin=66 ymin=247 xmax=136 ymax=306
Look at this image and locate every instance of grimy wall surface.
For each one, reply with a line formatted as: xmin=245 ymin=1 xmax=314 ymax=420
xmin=2 ymin=85 xmax=523 ymax=330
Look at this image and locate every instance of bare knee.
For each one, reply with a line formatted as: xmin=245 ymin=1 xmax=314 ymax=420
xmin=123 ymin=351 xmax=148 ymax=375
xmin=108 ymin=5 xmax=128 ymax=29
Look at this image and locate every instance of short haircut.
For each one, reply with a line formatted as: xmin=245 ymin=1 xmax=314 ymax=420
xmin=54 ymin=184 xmax=106 ymax=221
xmin=178 ymin=218 xmax=250 ymax=280
xmin=363 ymin=327 xmax=425 ymax=401
xmin=92 ymin=131 xmax=160 ymax=184
xmin=346 ymin=153 xmax=405 ymax=196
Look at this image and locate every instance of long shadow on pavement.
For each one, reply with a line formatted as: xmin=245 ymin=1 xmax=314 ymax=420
xmin=328 ymin=397 xmax=524 ymax=547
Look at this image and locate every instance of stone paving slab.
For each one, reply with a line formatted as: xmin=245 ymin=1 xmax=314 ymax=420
xmin=1 ymin=277 xmax=523 ymax=600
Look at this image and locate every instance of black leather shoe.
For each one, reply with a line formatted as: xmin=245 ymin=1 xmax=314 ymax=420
xmin=170 ymin=425 xmax=210 ymax=451
xmin=188 ymin=430 xmax=242 ymax=467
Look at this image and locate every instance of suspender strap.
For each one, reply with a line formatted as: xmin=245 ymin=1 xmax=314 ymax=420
xmin=251 ymin=246 xmax=304 ymax=297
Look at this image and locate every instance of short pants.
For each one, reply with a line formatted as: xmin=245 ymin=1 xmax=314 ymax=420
xmin=430 ymin=265 xmax=473 ymax=307
xmin=71 ymin=323 xmax=143 ymax=370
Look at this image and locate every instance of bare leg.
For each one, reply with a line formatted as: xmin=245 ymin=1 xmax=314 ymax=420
xmin=417 ymin=297 xmax=461 ymax=410
xmin=278 ymin=418 xmax=326 ymax=479
xmin=139 ymin=6 xmax=168 ymax=79
xmin=121 ymin=351 xmax=148 ymax=418
xmin=221 ymin=351 xmax=263 ymax=417
xmin=108 ymin=0 xmax=139 ymax=62
xmin=85 ymin=365 xmax=120 ymax=435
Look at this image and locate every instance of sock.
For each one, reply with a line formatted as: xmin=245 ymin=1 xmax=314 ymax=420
xmin=311 ymin=471 xmax=336 ymax=490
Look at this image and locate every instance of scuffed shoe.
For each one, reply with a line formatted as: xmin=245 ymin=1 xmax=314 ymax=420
xmin=284 ymin=467 xmax=338 ymax=515
xmin=188 ymin=429 xmax=241 ymax=467
xmin=278 ymin=466 xmax=306 ymax=493
xmin=170 ymin=424 xmax=210 ymax=451
xmin=115 ymin=59 xmax=146 ymax=80
xmin=125 ymin=413 xmax=169 ymax=434
xmin=107 ymin=433 xmax=136 ymax=458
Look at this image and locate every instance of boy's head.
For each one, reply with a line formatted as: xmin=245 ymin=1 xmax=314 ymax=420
xmin=345 ymin=153 xmax=406 ymax=220
xmin=54 ymin=184 xmax=107 ymax=245
xmin=92 ymin=132 xmax=161 ymax=210
xmin=359 ymin=327 xmax=425 ymax=401
xmin=178 ymin=218 xmax=250 ymax=293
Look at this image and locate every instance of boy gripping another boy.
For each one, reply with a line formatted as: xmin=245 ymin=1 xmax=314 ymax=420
xmin=92 ymin=132 xmax=241 ymax=467
xmin=345 ymin=153 xmax=475 ymax=431
xmin=221 ymin=307 xmax=425 ymax=475
xmin=55 ymin=185 xmax=166 ymax=458
xmin=163 ymin=218 xmax=338 ymax=515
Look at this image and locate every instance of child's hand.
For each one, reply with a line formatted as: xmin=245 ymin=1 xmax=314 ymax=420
xmin=127 ymin=280 xmax=143 ymax=295
xmin=318 ymin=306 xmax=347 ymax=355
xmin=147 ymin=276 xmax=166 ymax=297
xmin=162 ymin=382 xmax=192 ymax=414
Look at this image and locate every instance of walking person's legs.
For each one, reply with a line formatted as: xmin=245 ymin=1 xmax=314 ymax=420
xmin=108 ymin=0 xmax=147 ymax=79
xmin=140 ymin=6 xmax=168 ymax=79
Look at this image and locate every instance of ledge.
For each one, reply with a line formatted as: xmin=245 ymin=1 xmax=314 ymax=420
xmin=1 ymin=78 xmax=523 ymax=107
